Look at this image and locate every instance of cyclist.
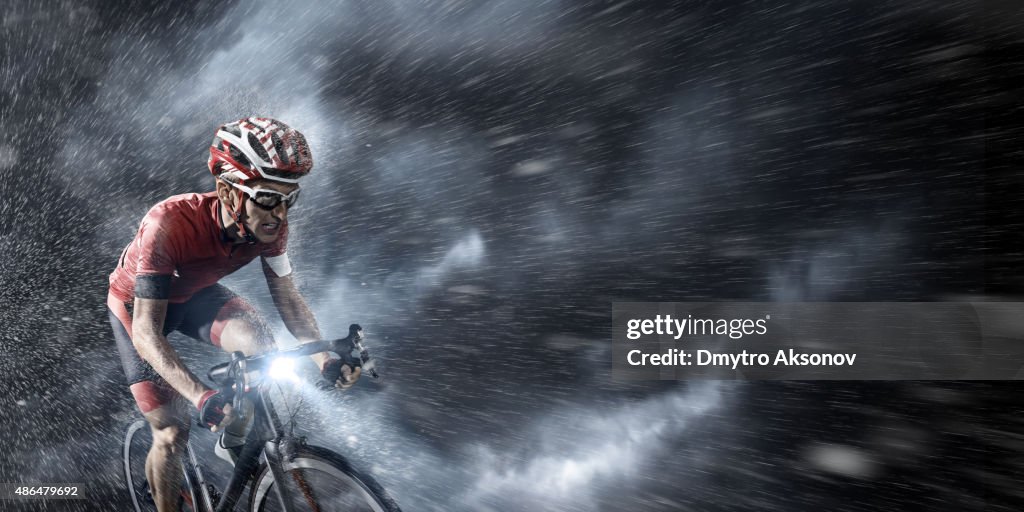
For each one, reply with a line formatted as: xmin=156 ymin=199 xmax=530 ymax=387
xmin=107 ymin=117 xmax=359 ymax=511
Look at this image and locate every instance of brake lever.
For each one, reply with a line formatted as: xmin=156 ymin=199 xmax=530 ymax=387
xmin=333 ymin=323 xmax=380 ymax=379
xmin=230 ymin=351 xmax=247 ymax=421
xmin=352 ymin=328 xmax=380 ymax=380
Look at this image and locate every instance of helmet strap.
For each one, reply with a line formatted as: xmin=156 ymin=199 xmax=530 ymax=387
xmin=225 ymin=189 xmax=258 ymax=245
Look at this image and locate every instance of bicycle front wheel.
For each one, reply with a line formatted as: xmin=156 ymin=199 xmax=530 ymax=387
xmin=249 ymin=444 xmax=401 ymax=512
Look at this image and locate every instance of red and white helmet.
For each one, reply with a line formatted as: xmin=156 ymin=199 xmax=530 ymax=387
xmin=208 ymin=117 xmax=313 ymax=183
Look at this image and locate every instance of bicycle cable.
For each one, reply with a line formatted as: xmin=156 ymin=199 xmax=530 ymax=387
xmin=272 ymin=379 xmax=305 ymax=438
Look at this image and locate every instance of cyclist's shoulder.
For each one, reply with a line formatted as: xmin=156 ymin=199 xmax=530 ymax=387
xmin=144 ymin=191 xmax=217 ymax=220
xmin=137 ymin=192 xmax=218 ymax=243
xmin=150 ymin=191 xmax=217 ymax=210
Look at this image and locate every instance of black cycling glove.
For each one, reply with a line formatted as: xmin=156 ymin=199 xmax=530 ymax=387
xmin=321 ymin=359 xmax=344 ymax=384
xmin=321 ymin=356 xmax=361 ymax=389
xmin=196 ymin=389 xmax=229 ymax=428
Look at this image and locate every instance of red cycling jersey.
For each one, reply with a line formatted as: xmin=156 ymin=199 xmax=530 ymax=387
xmin=108 ymin=192 xmax=287 ymax=304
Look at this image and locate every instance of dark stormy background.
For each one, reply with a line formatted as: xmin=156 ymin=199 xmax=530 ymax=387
xmin=1 ymin=1 xmax=1022 ymax=510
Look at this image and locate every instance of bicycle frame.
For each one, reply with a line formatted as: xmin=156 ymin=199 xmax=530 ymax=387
xmin=182 ymin=437 xmax=212 ymax=510
xmin=181 ymin=371 xmax=307 ymax=512
xmin=127 ymin=328 xmax=389 ymax=512
xmin=177 ymin=329 xmax=370 ymax=512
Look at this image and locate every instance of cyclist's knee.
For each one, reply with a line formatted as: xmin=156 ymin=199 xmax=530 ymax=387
xmin=152 ymin=424 xmax=189 ymax=453
xmin=218 ymin=316 xmax=275 ymax=356
xmin=129 ymin=380 xmax=177 ymax=414
xmin=145 ymin=409 xmax=190 ymax=454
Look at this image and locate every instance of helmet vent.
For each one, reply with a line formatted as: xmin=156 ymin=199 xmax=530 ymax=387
xmin=271 ymin=131 xmax=290 ymax=166
xmin=228 ymin=145 xmax=252 ymax=169
xmin=248 ymin=132 xmax=271 ymax=163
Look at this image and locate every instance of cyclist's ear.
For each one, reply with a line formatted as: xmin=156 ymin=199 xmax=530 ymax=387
xmin=215 ymin=180 xmax=234 ymax=206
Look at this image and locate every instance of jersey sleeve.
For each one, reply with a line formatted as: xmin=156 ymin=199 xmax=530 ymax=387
xmin=135 ymin=206 xmax=184 ymax=276
xmin=260 ymin=220 xmax=289 ymax=258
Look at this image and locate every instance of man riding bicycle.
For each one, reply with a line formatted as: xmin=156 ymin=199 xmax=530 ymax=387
xmin=108 ymin=117 xmax=359 ymax=511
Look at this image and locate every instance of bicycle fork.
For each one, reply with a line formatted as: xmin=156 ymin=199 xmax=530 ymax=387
xmin=256 ymin=386 xmax=324 ymax=512
xmin=258 ymin=385 xmax=305 ymax=512
xmin=198 ymin=383 xmax=316 ymax=512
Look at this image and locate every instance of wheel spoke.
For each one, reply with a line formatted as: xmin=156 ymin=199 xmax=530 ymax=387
xmin=290 ymin=469 xmax=322 ymax=512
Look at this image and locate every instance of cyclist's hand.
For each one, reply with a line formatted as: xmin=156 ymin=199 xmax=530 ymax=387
xmin=196 ymin=389 xmax=234 ymax=431
xmin=321 ymin=359 xmax=362 ymax=390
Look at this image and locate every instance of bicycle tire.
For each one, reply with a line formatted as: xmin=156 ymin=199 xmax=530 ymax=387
xmin=123 ymin=419 xmax=199 ymax=512
xmin=248 ymin=444 xmax=401 ymax=512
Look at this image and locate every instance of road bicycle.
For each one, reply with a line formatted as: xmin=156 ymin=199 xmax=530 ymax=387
xmin=122 ymin=325 xmax=401 ymax=511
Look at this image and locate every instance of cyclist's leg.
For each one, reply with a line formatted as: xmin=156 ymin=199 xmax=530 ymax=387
xmin=178 ymin=283 xmax=276 ymax=357
xmin=215 ymin=300 xmax=276 ymax=355
xmin=109 ymin=292 xmax=191 ymax=512
xmin=142 ymin=395 xmax=191 ymax=512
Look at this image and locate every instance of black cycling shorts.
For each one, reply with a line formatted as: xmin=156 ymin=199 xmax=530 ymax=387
xmin=107 ymin=283 xmax=264 ymax=412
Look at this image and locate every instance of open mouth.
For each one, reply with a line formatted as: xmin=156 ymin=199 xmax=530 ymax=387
xmin=259 ymin=222 xmax=280 ymax=234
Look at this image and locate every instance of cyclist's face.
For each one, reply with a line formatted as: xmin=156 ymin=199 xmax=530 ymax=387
xmin=221 ymin=179 xmax=299 ymax=243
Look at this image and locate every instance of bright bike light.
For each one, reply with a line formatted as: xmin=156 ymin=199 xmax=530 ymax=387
xmin=268 ymin=357 xmax=298 ymax=382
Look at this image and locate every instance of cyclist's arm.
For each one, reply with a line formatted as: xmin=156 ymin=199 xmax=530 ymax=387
xmin=131 ymin=294 xmax=209 ymax=406
xmin=262 ymin=258 xmax=331 ymax=370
